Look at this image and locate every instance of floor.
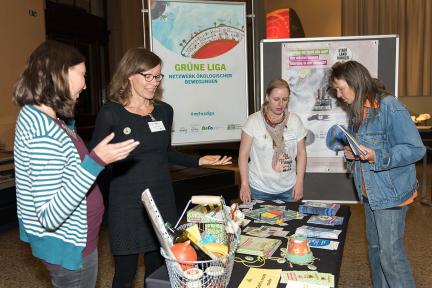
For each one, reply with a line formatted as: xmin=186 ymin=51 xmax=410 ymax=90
xmin=0 ymin=167 xmax=431 ymax=287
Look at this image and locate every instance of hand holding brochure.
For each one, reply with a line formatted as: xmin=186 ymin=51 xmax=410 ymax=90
xmin=336 ymin=124 xmax=366 ymax=156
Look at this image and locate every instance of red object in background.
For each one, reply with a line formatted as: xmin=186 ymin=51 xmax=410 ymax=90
xmin=266 ymin=8 xmax=305 ymax=39
xmin=266 ymin=8 xmax=291 ymax=39
xmin=171 ymin=241 xmax=198 ymax=271
xmin=192 ymin=39 xmax=238 ymax=59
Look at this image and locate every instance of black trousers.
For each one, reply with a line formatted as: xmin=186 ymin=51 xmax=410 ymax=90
xmin=112 ymin=250 xmax=164 ymax=288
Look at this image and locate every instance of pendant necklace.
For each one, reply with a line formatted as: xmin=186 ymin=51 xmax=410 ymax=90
xmin=148 ymin=113 xmax=156 ymax=121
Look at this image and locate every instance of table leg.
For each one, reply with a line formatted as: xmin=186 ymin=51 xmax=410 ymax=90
xmin=421 ymin=149 xmax=432 ymax=206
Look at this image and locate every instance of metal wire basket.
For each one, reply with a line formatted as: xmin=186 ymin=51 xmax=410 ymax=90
xmin=161 ymin=196 xmax=240 ymax=288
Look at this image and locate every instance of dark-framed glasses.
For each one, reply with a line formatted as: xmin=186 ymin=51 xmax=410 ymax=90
xmin=138 ymin=72 xmax=164 ymax=82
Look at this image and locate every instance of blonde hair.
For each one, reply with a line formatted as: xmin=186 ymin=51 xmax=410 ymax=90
xmin=264 ymin=78 xmax=290 ymax=105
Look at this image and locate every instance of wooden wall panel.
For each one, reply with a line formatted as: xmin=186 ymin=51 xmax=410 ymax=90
xmin=0 ymin=0 xmax=45 ymax=150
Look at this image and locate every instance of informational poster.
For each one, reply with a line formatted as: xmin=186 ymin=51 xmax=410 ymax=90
xmin=281 ymin=40 xmax=378 ymax=172
xmin=149 ymin=0 xmax=248 ymax=145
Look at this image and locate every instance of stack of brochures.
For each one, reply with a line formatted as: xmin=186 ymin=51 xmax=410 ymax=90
xmin=244 ymin=206 xmax=303 ymax=223
xmin=295 ymin=226 xmax=342 ymax=240
xmin=307 ymin=215 xmax=344 ymax=226
xmin=299 ymin=202 xmax=340 ymax=216
xmin=236 ymin=235 xmax=282 ymax=258
xmin=243 ymin=226 xmax=289 ymax=238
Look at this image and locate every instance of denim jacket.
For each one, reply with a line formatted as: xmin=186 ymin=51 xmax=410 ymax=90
xmin=348 ymin=96 xmax=426 ymax=210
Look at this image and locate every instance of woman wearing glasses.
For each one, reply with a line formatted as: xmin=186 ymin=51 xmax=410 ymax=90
xmin=89 ymin=47 xmax=231 ymax=287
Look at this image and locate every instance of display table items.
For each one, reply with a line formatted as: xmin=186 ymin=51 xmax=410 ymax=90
xmin=145 ymin=199 xmax=351 ymax=288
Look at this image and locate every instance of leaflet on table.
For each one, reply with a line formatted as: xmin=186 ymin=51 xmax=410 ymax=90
xmin=295 ymin=226 xmax=342 ymax=239
xmin=299 ymin=202 xmax=340 ymax=216
xmin=243 ymin=226 xmax=289 ymax=238
xmin=239 ymin=268 xmax=281 ymax=288
xmin=280 ymin=270 xmax=334 ymax=287
xmin=244 ymin=206 xmax=304 ymax=223
xmin=336 ymin=124 xmax=366 ymax=156
xmin=239 ymin=199 xmax=257 ymax=209
xmin=237 ymin=235 xmax=282 ymax=258
xmin=307 ymin=238 xmax=340 ymax=250
xmin=307 ymin=215 xmax=344 ymax=226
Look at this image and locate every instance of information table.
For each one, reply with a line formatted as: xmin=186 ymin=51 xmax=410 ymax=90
xmin=418 ymin=126 xmax=432 ymax=205
xmin=146 ymin=201 xmax=351 ymax=287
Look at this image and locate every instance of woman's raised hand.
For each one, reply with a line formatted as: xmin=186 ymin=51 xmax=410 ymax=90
xmin=92 ymin=132 xmax=140 ymax=165
xmin=198 ymin=155 xmax=232 ymax=166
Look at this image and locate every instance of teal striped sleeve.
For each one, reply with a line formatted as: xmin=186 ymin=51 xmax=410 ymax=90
xmin=28 ymin=135 xmax=99 ymax=230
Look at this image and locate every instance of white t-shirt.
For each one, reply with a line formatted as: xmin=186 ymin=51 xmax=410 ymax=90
xmin=242 ymin=111 xmax=307 ymax=194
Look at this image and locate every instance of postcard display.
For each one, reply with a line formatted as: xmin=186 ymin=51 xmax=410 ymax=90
xmin=233 ymin=200 xmax=349 ymax=288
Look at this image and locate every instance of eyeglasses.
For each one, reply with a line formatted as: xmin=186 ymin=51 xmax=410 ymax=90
xmin=138 ymin=72 xmax=164 ymax=82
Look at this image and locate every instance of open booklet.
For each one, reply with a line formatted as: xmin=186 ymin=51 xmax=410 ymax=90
xmin=336 ymin=124 xmax=366 ymax=156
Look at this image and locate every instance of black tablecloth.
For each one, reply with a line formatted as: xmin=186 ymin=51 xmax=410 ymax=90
xmin=146 ymin=201 xmax=351 ymax=288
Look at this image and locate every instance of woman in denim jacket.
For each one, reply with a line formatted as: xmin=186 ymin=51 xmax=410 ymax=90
xmin=329 ymin=61 xmax=425 ymax=288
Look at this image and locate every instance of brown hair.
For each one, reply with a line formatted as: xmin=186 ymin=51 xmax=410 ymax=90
xmin=329 ymin=61 xmax=391 ymax=132
xmin=13 ymin=40 xmax=85 ymax=118
xmin=108 ymin=47 xmax=162 ymax=105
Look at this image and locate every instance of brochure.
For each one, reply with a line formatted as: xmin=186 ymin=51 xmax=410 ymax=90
xmin=299 ymin=202 xmax=340 ymax=216
xmin=237 ymin=235 xmax=282 ymax=258
xmin=336 ymin=124 xmax=366 ymax=156
xmin=295 ymin=226 xmax=342 ymax=240
xmin=244 ymin=206 xmax=303 ymax=223
xmin=280 ymin=270 xmax=334 ymax=287
xmin=239 ymin=268 xmax=281 ymax=288
xmin=243 ymin=226 xmax=289 ymax=238
xmin=307 ymin=238 xmax=340 ymax=250
xmin=307 ymin=215 xmax=344 ymax=226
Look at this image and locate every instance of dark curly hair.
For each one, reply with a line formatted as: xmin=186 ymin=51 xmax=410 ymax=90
xmin=13 ymin=40 xmax=85 ymax=118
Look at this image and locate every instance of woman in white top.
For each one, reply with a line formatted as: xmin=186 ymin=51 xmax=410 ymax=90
xmin=239 ymin=78 xmax=307 ymax=202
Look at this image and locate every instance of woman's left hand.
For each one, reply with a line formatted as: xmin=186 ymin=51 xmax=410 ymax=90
xmin=359 ymin=145 xmax=376 ymax=163
xmin=293 ymin=182 xmax=304 ymax=201
xmin=199 ymin=155 xmax=232 ymax=166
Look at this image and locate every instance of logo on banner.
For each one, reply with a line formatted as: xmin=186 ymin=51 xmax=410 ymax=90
xmin=191 ymin=125 xmax=200 ymax=133
xmin=151 ymin=2 xmax=245 ymax=59
xmin=202 ymin=125 xmax=215 ymax=131
xmin=227 ymin=124 xmax=242 ymax=130
xmin=178 ymin=127 xmax=188 ymax=134
xmin=335 ymin=48 xmax=352 ymax=62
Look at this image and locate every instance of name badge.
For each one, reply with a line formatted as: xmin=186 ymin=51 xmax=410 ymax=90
xmin=148 ymin=121 xmax=166 ymax=132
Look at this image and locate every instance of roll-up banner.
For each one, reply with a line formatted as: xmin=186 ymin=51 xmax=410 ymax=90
xmin=149 ymin=0 xmax=248 ymax=145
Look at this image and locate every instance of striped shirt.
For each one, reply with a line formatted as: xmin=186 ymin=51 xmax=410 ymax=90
xmin=14 ymin=105 xmax=104 ymax=270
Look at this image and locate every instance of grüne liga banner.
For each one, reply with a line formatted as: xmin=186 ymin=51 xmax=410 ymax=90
xmin=149 ymin=0 xmax=248 ymax=145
